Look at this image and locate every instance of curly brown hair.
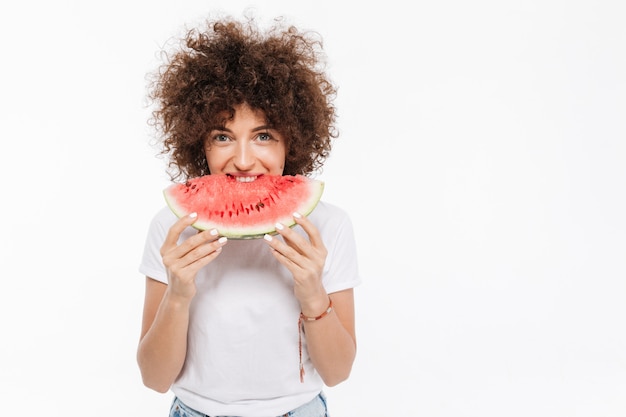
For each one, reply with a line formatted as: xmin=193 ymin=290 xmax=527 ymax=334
xmin=147 ymin=16 xmax=338 ymax=181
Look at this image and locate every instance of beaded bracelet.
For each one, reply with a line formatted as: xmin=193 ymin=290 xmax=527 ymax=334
xmin=298 ymin=298 xmax=334 ymax=382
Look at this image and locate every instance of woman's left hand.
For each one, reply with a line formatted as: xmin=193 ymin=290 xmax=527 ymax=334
xmin=264 ymin=213 xmax=329 ymax=315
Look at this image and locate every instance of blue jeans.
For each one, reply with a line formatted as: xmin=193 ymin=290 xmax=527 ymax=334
xmin=169 ymin=392 xmax=329 ymax=417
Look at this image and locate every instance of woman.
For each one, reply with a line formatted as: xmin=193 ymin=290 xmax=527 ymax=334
xmin=137 ymin=15 xmax=360 ymax=417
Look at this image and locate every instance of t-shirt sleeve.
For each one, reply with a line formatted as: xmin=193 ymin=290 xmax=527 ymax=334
xmin=138 ymin=208 xmax=171 ymax=284
xmin=320 ymin=208 xmax=362 ymax=294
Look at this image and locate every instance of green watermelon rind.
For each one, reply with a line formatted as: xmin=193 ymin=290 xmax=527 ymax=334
xmin=163 ymin=176 xmax=325 ymax=239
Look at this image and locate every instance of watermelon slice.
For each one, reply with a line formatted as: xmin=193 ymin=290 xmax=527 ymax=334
xmin=163 ymin=174 xmax=324 ymax=239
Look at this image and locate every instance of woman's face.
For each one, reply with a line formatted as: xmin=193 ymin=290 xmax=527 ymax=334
xmin=204 ymin=103 xmax=287 ymax=181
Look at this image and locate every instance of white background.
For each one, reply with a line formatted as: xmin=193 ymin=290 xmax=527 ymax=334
xmin=1 ymin=0 xmax=625 ymax=416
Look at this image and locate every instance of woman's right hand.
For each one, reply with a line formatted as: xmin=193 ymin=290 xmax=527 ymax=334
xmin=160 ymin=213 xmax=227 ymax=300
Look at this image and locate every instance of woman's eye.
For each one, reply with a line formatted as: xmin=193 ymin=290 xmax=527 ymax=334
xmin=214 ymin=134 xmax=230 ymax=142
xmin=257 ymin=133 xmax=272 ymax=142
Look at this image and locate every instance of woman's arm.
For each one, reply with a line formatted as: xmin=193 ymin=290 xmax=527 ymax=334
xmin=300 ymin=288 xmax=356 ymax=386
xmin=137 ymin=278 xmax=190 ymax=393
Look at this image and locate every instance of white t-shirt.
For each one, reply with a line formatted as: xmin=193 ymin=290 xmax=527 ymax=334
xmin=139 ymin=201 xmax=361 ymax=417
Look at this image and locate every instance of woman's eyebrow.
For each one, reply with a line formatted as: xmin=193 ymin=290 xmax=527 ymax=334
xmin=251 ymin=125 xmax=273 ymax=132
xmin=209 ymin=125 xmax=230 ymax=132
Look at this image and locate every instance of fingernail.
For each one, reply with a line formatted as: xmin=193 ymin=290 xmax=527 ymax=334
xmin=210 ymin=229 xmax=218 ymax=236
xmin=275 ymin=223 xmax=284 ymax=230
xmin=189 ymin=212 xmax=198 ymax=218
xmin=218 ymin=237 xmax=228 ymax=244
xmin=293 ymin=212 xmax=302 ymax=219
xmin=264 ymin=234 xmax=273 ymax=241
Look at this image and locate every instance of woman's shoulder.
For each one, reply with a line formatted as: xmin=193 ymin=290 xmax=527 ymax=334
xmin=308 ymin=200 xmax=354 ymax=233
xmin=152 ymin=205 xmax=179 ymax=224
xmin=309 ymin=200 xmax=350 ymax=219
xmin=145 ymin=206 xmax=179 ymax=234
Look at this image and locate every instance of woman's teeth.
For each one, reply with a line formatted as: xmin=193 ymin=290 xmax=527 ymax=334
xmin=236 ymin=176 xmax=257 ymax=183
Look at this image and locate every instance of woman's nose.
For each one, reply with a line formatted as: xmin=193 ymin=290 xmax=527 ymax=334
xmin=233 ymin=142 xmax=255 ymax=170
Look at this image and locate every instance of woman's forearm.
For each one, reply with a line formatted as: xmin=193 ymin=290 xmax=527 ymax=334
xmin=302 ymin=290 xmax=357 ymax=386
xmin=137 ymin=292 xmax=191 ymax=393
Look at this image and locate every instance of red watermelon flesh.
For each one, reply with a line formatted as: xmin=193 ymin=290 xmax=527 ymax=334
xmin=163 ymin=174 xmax=324 ymax=239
